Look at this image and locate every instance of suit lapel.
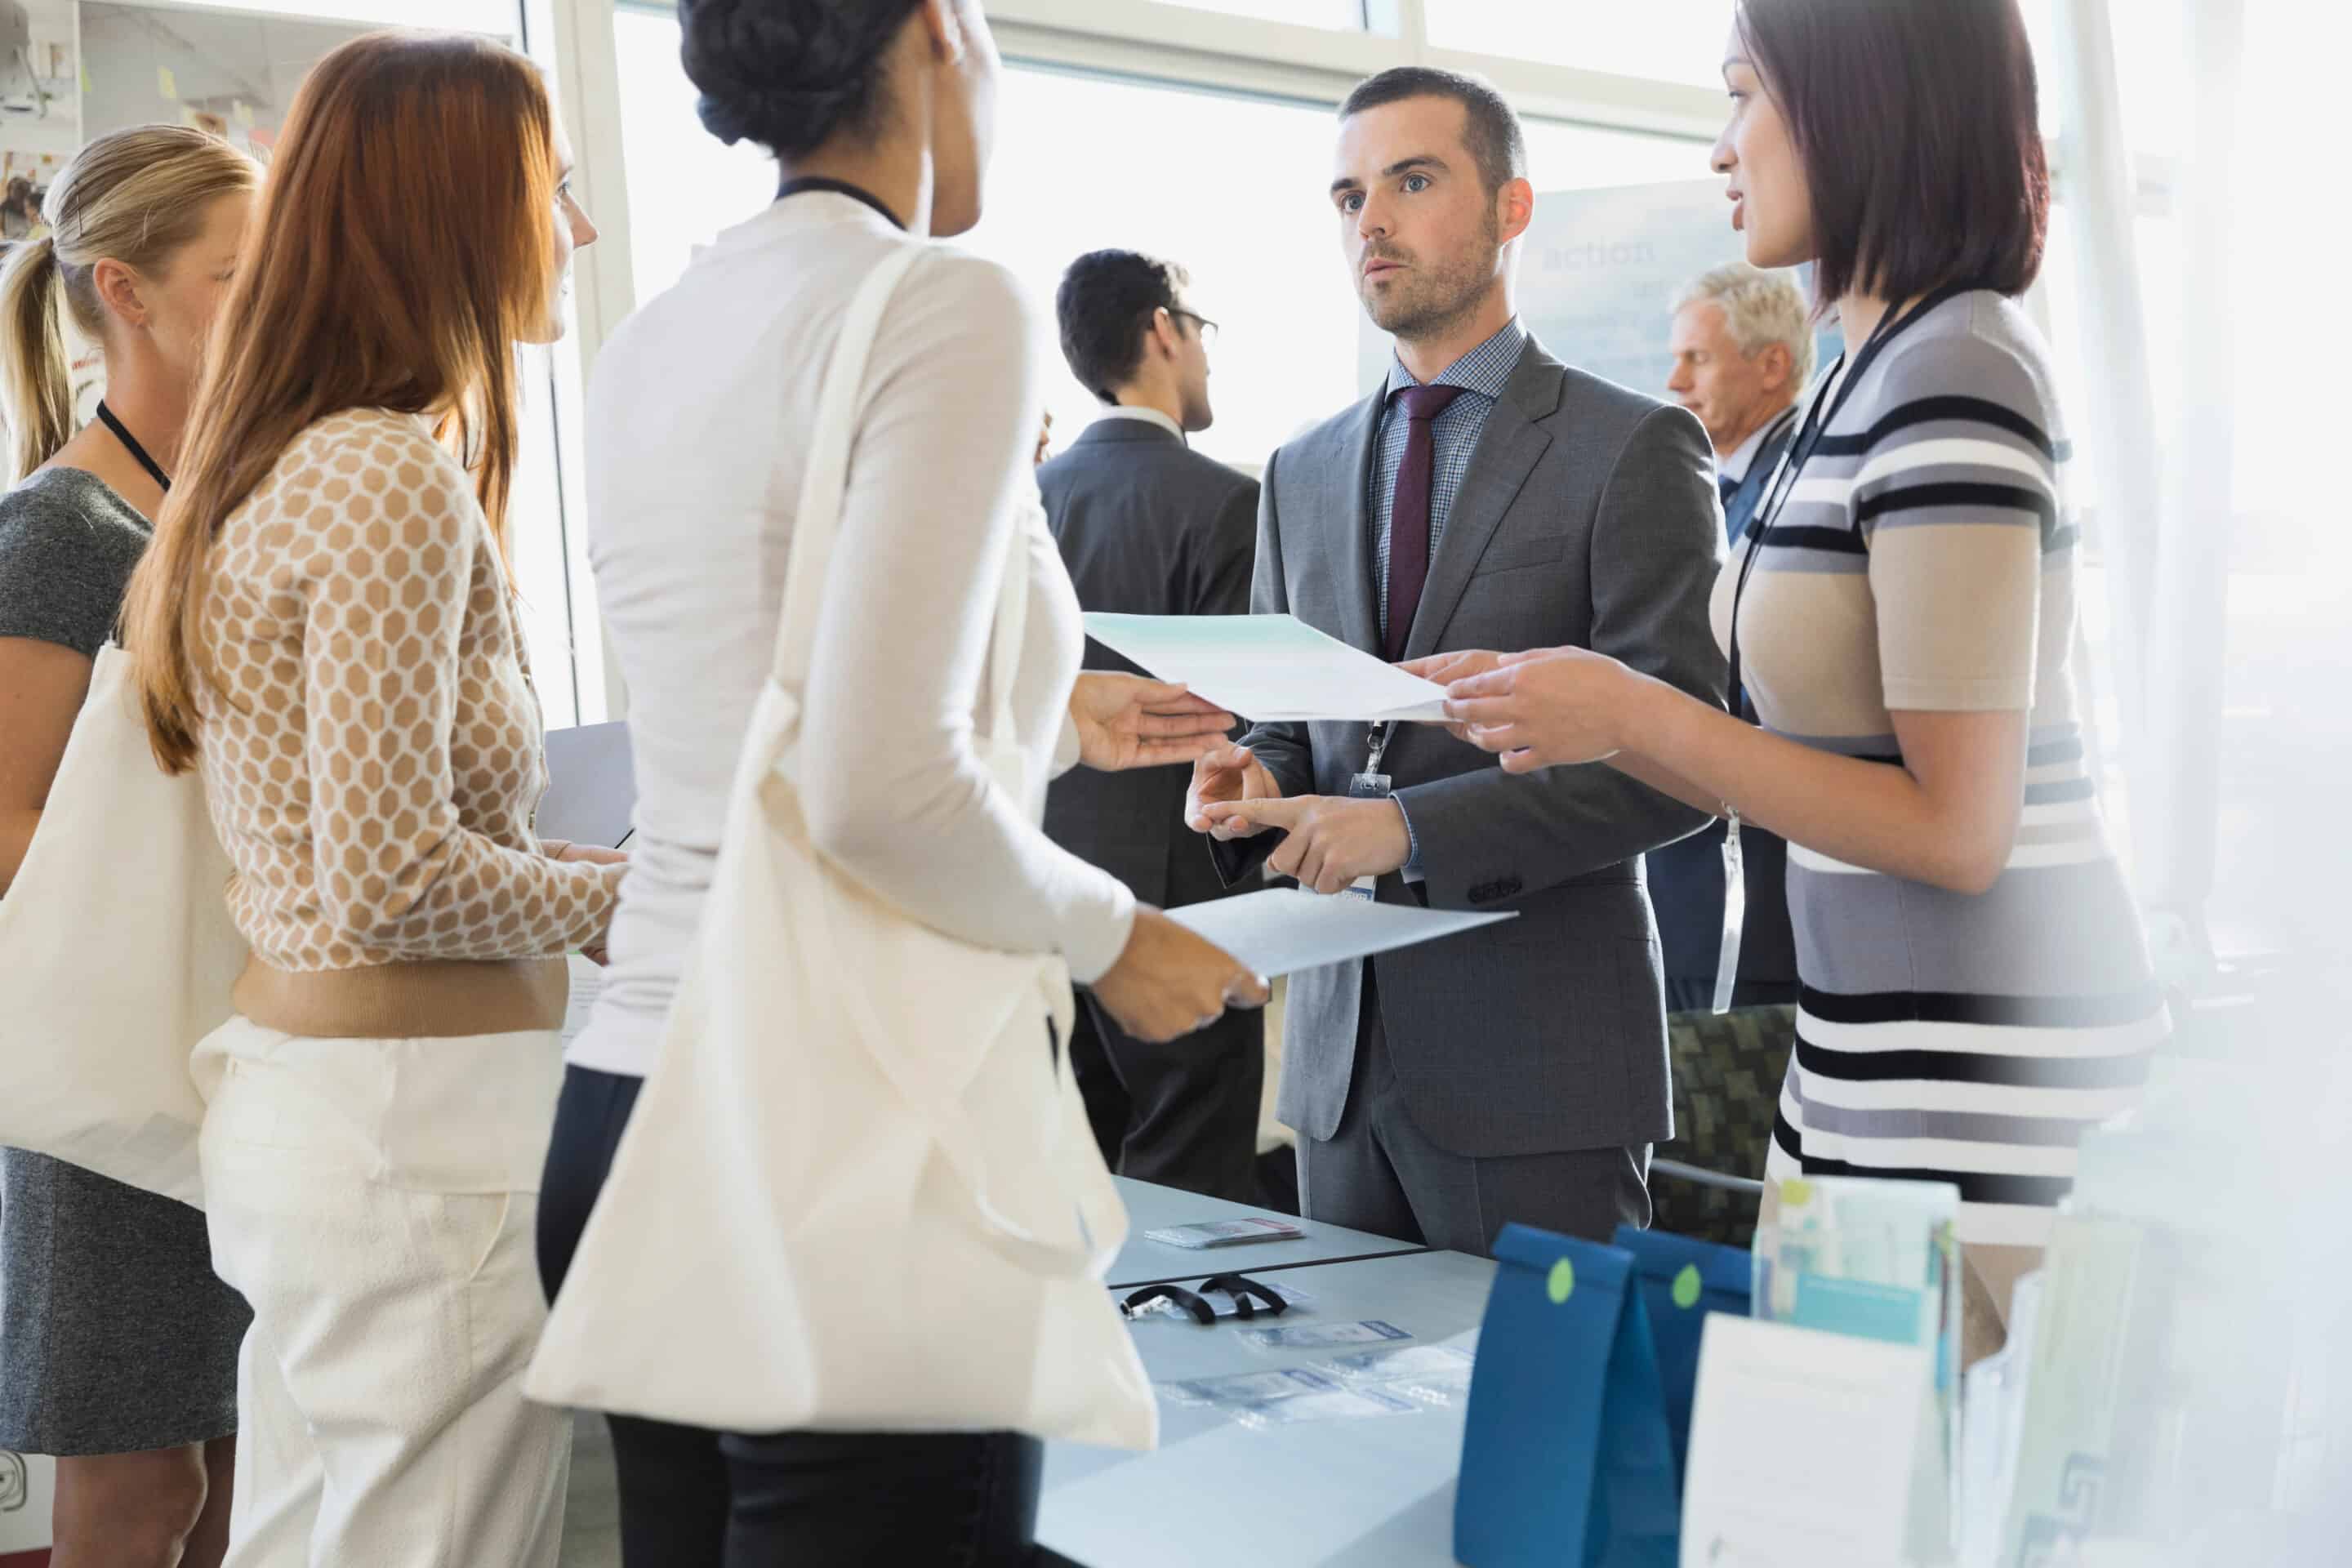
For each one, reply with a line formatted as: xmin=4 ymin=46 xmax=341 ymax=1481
xmin=1328 ymin=390 xmax=1386 ymax=657
xmin=1401 ymin=340 xmax=1561 ymax=662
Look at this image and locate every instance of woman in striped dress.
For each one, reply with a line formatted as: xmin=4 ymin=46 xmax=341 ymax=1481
xmin=1417 ymin=0 xmax=2165 ymax=1344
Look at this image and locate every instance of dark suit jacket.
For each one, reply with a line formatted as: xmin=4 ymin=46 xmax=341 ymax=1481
xmin=1218 ymin=336 xmax=1727 ymax=1157
xmin=1040 ymin=417 xmax=1258 ymax=911
xmin=1648 ymin=408 xmax=1800 ymax=989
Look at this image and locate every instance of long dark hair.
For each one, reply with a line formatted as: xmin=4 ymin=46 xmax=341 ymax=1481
xmin=1736 ymin=0 xmax=2049 ymax=305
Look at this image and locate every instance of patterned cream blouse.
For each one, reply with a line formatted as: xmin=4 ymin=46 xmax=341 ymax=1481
xmin=196 ymin=408 xmax=620 ymax=1038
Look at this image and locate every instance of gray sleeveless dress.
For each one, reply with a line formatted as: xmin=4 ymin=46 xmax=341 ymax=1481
xmin=0 ymin=467 xmax=249 ymax=1455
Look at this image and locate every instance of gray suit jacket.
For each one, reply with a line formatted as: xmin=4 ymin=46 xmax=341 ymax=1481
xmin=1040 ymin=418 xmax=1258 ymax=910
xmin=1221 ymin=336 xmax=1728 ymax=1157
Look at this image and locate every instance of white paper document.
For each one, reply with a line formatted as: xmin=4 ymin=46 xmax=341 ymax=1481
xmin=1682 ymin=1315 xmax=1952 ymax=1567
xmin=1082 ymin=612 xmax=1450 ymax=723
xmin=1165 ymin=888 xmax=1512 ymax=978
xmin=540 ymin=720 xmax=636 ymax=849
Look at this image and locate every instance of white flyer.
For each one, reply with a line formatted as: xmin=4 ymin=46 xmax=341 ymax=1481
xmin=1081 ymin=612 xmax=1450 ymax=723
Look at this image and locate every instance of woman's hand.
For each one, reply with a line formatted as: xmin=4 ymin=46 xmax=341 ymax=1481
xmin=1400 ymin=649 xmax=1507 ymax=742
xmin=1441 ymin=648 xmax=1640 ymax=773
xmin=1091 ymin=906 xmax=1271 ymax=1045
xmin=1069 ymin=674 xmax=1236 ymax=772
xmin=550 ymin=841 xmax=628 ymax=963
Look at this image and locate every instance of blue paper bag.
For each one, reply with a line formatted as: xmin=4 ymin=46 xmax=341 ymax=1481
xmin=1612 ymin=1225 xmax=1754 ymax=1491
xmin=1454 ymin=1226 xmax=1681 ymax=1567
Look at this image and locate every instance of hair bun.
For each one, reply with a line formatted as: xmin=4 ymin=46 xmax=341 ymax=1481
xmin=676 ymin=0 xmax=923 ymax=158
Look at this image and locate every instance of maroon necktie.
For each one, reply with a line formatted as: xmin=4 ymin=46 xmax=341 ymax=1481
xmin=1384 ymin=382 xmax=1466 ymax=662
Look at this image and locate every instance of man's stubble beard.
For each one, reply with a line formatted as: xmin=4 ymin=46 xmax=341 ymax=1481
xmin=1363 ymin=209 xmax=1503 ymax=344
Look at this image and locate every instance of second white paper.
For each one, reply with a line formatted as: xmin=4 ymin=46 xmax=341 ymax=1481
xmin=1166 ymin=888 xmax=1513 ymax=978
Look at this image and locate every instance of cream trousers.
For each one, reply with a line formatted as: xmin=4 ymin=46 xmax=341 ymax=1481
xmin=194 ymin=1017 xmax=569 ymax=1568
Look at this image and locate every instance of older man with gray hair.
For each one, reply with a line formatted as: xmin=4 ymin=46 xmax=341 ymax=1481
xmin=1650 ymin=262 xmax=1813 ymax=1013
xmin=1667 ymin=262 xmax=1814 ymax=543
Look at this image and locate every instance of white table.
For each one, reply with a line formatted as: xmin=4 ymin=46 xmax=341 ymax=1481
xmin=1107 ymin=1176 xmax=1430 ymax=1290
xmin=1043 ymin=1248 xmax=1499 ymax=1567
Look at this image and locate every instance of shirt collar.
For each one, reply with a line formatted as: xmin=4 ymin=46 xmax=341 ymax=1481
xmin=1720 ymin=403 xmax=1800 ymax=485
xmin=1097 ymin=406 xmax=1187 ymax=444
xmin=1383 ymin=318 xmax=1527 ymax=404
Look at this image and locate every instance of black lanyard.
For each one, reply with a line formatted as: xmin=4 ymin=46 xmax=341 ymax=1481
xmin=776 ymin=176 xmax=906 ymax=232
xmin=1724 ymin=281 xmax=1981 ymax=709
xmin=94 ymin=401 xmax=170 ymax=493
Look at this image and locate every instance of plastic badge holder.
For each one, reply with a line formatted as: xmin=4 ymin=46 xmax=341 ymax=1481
xmin=1611 ymin=1224 xmax=1755 ymax=1493
xmin=1224 ymin=1386 xmax=1420 ymax=1428
xmin=1454 ymin=1226 xmax=1681 ymax=1568
xmin=1237 ymin=1319 xmax=1408 ymax=1352
xmin=1159 ymin=1366 xmax=1346 ymax=1408
xmin=1315 ymin=1343 xmax=1477 ymax=1407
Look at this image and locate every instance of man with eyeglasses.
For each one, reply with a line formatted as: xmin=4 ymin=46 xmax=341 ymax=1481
xmin=1040 ymin=248 xmax=1272 ymax=1206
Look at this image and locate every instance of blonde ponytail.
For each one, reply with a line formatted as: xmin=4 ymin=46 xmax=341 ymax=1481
xmin=0 ymin=234 xmax=73 ymax=483
xmin=0 ymin=126 xmax=256 ymax=489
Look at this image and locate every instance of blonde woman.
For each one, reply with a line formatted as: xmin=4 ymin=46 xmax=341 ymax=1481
xmin=0 ymin=127 xmax=256 ymax=1568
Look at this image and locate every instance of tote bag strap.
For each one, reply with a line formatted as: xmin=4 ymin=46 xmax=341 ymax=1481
xmin=760 ymin=244 xmax=1098 ymax=1279
xmin=768 ymin=242 xmax=1025 ymax=748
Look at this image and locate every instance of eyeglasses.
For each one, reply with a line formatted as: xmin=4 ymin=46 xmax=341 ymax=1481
xmin=1171 ymin=310 xmax=1219 ymax=350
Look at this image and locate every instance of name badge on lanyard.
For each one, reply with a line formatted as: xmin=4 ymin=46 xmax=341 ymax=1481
xmin=1713 ymin=816 xmax=1747 ymax=1015
xmin=1342 ymin=723 xmax=1393 ymax=902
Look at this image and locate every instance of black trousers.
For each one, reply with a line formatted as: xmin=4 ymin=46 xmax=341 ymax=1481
xmin=1069 ymin=987 xmax=1266 ymax=1205
xmin=537 ymin=1065 xmax=1076 ymax=1568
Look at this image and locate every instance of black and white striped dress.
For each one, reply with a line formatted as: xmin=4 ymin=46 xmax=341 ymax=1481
xmin=1708 ymin=288 xmax=2167 ymax=1249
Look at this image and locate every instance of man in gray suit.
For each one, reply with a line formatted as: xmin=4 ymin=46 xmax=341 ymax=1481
xmin=1186 ymin=68 xmax=1727 ymax=1254
xmin=1040 ymin=250 xmax=1267 ymax=1204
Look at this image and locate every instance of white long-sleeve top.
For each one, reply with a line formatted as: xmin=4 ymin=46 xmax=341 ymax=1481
xmin=566 ymin=193 xmax=1136 ymax=1077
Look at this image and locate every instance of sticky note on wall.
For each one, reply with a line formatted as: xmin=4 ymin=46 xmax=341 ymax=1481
xmin=158 ymin=66 xmax=178 ymax=100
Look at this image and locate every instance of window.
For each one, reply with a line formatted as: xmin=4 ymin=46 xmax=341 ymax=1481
xmin=613 ymin=16 xmax=1722 ymax=473
xmin=1156 ymin=0 xmax=1365 ymax=28
xmin=62 ymin=0 xmax=597 ymax=720
xmin=1523 ymin=118 xmax=1710 ymax=193
xmin=1427 ymin=2 xmax=1740 ymax=91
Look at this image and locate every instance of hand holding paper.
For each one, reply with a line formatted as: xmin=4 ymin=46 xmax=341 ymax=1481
xmin=1091 ymin=906 xmax=1269 ymax=1046
xmin=1438 ymin=646 xmax=1637 ymax=773
xmin=1066 ymin=673 xmax=1236 ymax=771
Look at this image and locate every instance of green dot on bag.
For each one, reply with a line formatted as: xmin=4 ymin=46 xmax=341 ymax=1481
xmin=1673 ymin=1263 xmax=1703 ymax=1310
xmin=1547 ymin=1258 xmax=1575 ymax=1304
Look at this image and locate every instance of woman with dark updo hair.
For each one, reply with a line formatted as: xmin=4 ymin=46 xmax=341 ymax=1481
xmin=537 ymin=2 xmax=1263 ymax=1561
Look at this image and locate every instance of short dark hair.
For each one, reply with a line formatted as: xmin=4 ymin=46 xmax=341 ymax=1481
xmin=1737 ymin=0 xmax=2050 ymax=305
xmin=676 ymin=0 xmax=925 ymax=158
xmin=1339 ymin=67 xmax=1527 ymax=197
xmin=1055 ymin=250 xmax=1191 ymax=403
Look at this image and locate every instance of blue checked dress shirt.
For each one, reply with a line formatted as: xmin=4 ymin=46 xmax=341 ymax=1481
xmin=1370 ymin=318 xmax=1528 ymax=636
xmin=1366 ymin=318 xmax=1527 ymax=880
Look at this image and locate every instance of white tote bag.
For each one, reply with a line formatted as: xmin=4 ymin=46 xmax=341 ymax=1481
xmin=527 ymin=244 xmax=1156 ymax=1450
xmin=0 ymin=644 xmax=246 ymax=1206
